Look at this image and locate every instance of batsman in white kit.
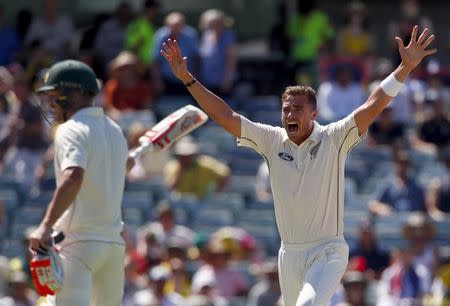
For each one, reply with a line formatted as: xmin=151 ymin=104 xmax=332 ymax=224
xmin=28 ymin=60 xmax=134 ymax=305
xmin=161 ymin=25 xmax=436 ymax=305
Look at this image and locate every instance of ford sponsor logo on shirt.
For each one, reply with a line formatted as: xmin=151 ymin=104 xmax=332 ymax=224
xmin=278 ymin=152 xmax=294 ymax=161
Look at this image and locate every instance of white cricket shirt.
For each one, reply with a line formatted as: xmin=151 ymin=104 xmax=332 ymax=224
xmin=238 ymin=113 xmax=364 ymax=244
xmin=53 ymin=107 xmax=128 ymax=244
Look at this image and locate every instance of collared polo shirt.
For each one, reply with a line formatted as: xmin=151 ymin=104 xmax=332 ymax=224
xmin=238 ymin=113 xmax=364 ymax=244
xmin=53 ymin=107 xmax=128 ymax=244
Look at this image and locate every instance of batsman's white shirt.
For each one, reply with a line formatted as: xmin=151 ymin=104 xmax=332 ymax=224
xmin=238 ymin=112 xmax=364 ymax=244
xmin=53 ymin=107 xmax=128 ymax=244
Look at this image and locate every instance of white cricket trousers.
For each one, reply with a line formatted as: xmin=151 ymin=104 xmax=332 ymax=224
xmin=278 ymin=236 xmax=349 ymax=306
xmin=47 ymin=241 xmax=125 ymax=306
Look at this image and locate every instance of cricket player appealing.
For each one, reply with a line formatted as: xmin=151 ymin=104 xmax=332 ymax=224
xmin=28 ymin=60 xmax=135 ymax=305
xmin=161 ymin=26 xmax=436 ymax=306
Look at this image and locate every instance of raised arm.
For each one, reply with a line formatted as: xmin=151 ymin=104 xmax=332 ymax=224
xmin=160 ymin=39 xmax=241 ymax=137
xmin=354 ymin=26 xmax=436 ymax=135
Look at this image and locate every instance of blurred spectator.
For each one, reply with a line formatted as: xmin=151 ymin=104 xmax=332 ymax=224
xmin=152 ymin=12 xmax=199 ymax=95
xmin=126 ymin=122 xmax=169 ymax=183
xmin=0 ymin=270 xmax=38 ymax=306
xmin=0 ymin=255 xmax=8 ymax=297
xmin=164 ymin=257 xmax=190 ymax=298
xmin=255 ymin=161 xmax=272 ymax=202
xmin=15 ymin=9 xmax=33 ymax=43
xmin=402 ymin=213 xmax=438 ymax=277
xmin=426 ymin=153 xmax=450 ymax=219
xmin=103 ymin=51 xmax=154 ymax=118
xmin=247 ymin=258 xmax=281 ymax=306
xmin=367 ymin=58 xmax=415 ymax=125
xmin=349 ymin=219 xmax=390 ymax=279
xmin=336 ymin=271 xmax=368 ymax=306
xmin=417 ymin=96 xmax=450 ymax=151
xmin=317 ymin=64 xmax=366 ymax=122
xmin=94 ymin=1 xmax=133 ymax=73
xmin=0 ymin=5 xmax=21 ymax=66
xmin=142 ymin=200 xmax=195 ymax=249
xmin=0 ymin=66 xmax=49 ymax=189
xmin=336 ymin=2 xmax=373 ymax=58
xmin=133 ymin=264 xmax=184 ymax=306
xmin=192 ymin=239 xmax=249 ymax=299
xmin=268 ymin=0 xmax=290 ymax=58
xmin=130 ymin=226 xmax=166 ymax=275
xmin=123 ymin=255 xmax=141 ymax=306
xmin=424 ymin=71 xmax=450 ymax=111
xmin=369 ymin=151 xmax=426 ymax=216
xmin=287 ymin=0 xmax=334 ymax=87
xmin=368 ymin=107 xmax=406 ymax=147
xmin=164 ymin=136 xmax=230 ymax=199
xmin=377 ymin=247 xmax=431 ymax=306
xmin=23 ymin=40 xmax=52 ymax=86
xmin=426 ymin=247 xmax=450 ymax=305
xmin=388 ymin=0 xmax=433 ymax=66
xmin=25 ymin=0 xmax=74 ymax=60
xmin=0 ymin=67 xmax=15 ymax=125
xmin=126 ymin=0 xmax=160 ymax=67
xmin=198 ymin=9 xmax=237 ymax=97
xmin=212 ymin=227 xmax=259 ymax=262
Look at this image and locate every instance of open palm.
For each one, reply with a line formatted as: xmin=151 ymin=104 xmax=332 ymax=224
xmin=396 ymin=25 xmax=437 ymax=70
xmin=160 ymin=39 xmax=189 ymax=81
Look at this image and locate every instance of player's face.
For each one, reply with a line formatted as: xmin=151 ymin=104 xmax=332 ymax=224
xmin=281 ymin=95 xmax=317 ymax=145
xmin=44 ymin=90 xmax=65 ymax=124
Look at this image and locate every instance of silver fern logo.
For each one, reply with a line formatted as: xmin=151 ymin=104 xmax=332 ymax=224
xmin=310 ymin=142 xmax=321 ymax=160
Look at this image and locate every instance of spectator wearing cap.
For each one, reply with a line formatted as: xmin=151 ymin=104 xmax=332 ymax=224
xmin=336 ymin=271 xmax=368 ymax=306
xmin=198 ymin=9 xmax=237 ymax=97
xmin=402 ymin=213 xmax=438 ymax=277
xmin=143 ymin=200 xmax=195 ymax=249
xmin=247 ymin=258 xmax=281 ymax=306
xmin=133 ymin=264 xmax=184 ymax=306
xmin=317 ymin=64 xmax=367 ymax=122
xmin=24 ymin=0 xmax=74 ymax=60
xmin=349 ymin=219 xmax=390 ymax=279
xmin=191 ymin=239 xmax=249 ymax=299
xmin=126 ymin=0 xmax=160 ymax=67
xmin=103 ymin=51 xmax=154 ymax=119
xmin=94 ymin=1 xmax=133 ymax=72
xmin=164 ymin=136 xmax=230 ymax=199
xmin=152 ymin=12 xmax=199 ymax=95
xmin=426 ymin=152 xmax=450 ymax=219
xmin=369 ymin=151 xmax=426 ymax=216
xmin=367 ymin=107 xmax=406 ymax=148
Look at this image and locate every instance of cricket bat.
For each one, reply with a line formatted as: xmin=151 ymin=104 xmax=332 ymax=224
xmin=128 ymin=105 xmax=208 ymax=159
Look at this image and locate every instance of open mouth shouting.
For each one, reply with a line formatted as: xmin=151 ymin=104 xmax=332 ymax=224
xmin=287 ymin=122 xmax=299 ymax=134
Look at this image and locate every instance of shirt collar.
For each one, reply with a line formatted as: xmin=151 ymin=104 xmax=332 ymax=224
xmin=71 ymin=106 xmax=104 ymax=119
xmin=282 ymin=121 xmax=322 ymax=144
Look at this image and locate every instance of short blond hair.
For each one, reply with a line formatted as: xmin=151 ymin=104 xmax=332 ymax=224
xmin=281 ymin=85 xmax=317 ymax=109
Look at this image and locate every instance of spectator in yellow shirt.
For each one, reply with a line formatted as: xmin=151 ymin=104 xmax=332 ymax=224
xmin=164 ymin=136 xmax=230 ymax=199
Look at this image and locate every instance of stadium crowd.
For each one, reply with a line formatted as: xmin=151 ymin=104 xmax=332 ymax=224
xmin=0 ymin=0 xmax=450 ymax=305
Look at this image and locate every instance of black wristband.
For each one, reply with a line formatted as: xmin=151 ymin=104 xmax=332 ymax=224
xmin=184 ymin=79 xmax=196 ymax=87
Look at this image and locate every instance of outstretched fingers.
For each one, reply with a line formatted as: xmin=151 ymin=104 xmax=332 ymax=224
xmin=417 ymin=28 xmax=429 ymax=45
xmin=422 ymin=34 xmax=435 ymax=49
xmin=409 ymin=25 xmax=418 ymax=46
xmin=160 ymin=49 xmax=172 ymax=63
xmin=395 ymin=37 xmax=405 ymax=50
